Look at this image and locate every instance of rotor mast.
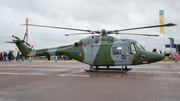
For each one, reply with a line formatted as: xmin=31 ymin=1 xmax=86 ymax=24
xmin=101 ymin=29 xmax=107 ymax=36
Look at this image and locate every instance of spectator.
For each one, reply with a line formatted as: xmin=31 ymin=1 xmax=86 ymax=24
xmin=169 ymin=54 xmax=172 ymax=60
xmin=8 ymin=51 xmax=12 ymax=61
xmin=163 ymin=52 xmax=166 ymax=60
xmin=20 ymin=54 xmax=24 ymax=61
xmin=5 ymin=52 xmax=7 ymax=61
xmin=16 ymin=51 xmax=20 ymax=61
xmin=63 ymin=55 xmax=66 ymax=61
xmin=2 ymin=52 xmax=5 ymax=61
xmin=0 ymin=52 xmax=2 ymax=61
xmin=61 ymin=55 xmax=63 ymax=60
xmin=174 ymin=52 xmax=179 ymax=63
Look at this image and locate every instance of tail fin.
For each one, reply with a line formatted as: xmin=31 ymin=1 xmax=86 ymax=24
xmin=13 ymin=39 xmax=34 ymax=57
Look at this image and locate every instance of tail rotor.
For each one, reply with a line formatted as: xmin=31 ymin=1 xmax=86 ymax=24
xmin=12 ymin=35 xmax=20 ymax=40
xmin=10 ymin=18 xmax=33 ymax=48
xmin=11 ymin=34 xmax=34 ymax=49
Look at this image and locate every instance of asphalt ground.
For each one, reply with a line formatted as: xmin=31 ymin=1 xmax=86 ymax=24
xmin=0 ymin=60 xmax=180 ymax=101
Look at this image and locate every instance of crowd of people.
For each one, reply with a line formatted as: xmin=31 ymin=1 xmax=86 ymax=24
xmin=0 ymin=51 xmax=8 ymax=61
xmin=0 ymin=51 xmax=9 ymax=61
xmin=0 ymin=51 xmax=24 ymax=62
xmin=0 ymin=51 xmax=67 ymax=62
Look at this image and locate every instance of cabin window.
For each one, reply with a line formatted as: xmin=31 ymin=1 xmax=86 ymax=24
xmin=94 ymin=36 xmax=99 ymax=44
xmin=113 ymin=47 xmax=122 ymax=55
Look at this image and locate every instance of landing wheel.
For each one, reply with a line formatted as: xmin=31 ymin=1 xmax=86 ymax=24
xmin=96 ymin=66 xmax=99 ymax=69
xmin=125 ymin=65 xmax=128 ymax=70
xmin=89 ymin=65 xmax=93 ymax=70
xmin=107 ymin=66 xmax=109 ymax=69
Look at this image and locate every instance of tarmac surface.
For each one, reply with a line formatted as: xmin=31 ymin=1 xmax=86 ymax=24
xmin=0 ymin=60 xmax=180 ymax=101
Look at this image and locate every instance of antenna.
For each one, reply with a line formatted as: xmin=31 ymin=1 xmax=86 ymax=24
xmin=26 ymin=18 xmax=28 ymax=43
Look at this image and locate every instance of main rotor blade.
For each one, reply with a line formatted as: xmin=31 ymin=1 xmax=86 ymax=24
xmin=115 ymin=23 xmax=176 ymax=32
xmin=116 ymin=33 xmax=159 ymax=36
xmin=64 ymin=33 xmax=94 ymax=36
xmin=21 ymin=24 xmax=91 ymax=32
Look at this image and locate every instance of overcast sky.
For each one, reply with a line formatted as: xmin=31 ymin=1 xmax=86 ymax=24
xmin=0 ymin=0 xmax=179 ymax=52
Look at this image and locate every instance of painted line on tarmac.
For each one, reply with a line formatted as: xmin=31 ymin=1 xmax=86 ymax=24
xmin=129 ymin=71 xmax=180 ymax=73
xmin=0 ymin=64 xmax=85 ymax=68
xmin=0 ymin=72 xmax=180 ymax=81
xmin=10 ymin=61 xmax=78 ymax=62
xmin=0 ymin=72 xmax=51 ymax=76
xmin=0 ymin=68 xmax=72 ymax=71
xmin=0 ymin=72 xmax=90 ymax=77
xmin=28 ymin=65 xmax=85 ymax=67
xmin=57 ymin=74 xmax=90 ymax=77
xmin=0 ymin=64 xmax=22 ymax=66
xmin=0 ymin=71 xmax=180 ymax=76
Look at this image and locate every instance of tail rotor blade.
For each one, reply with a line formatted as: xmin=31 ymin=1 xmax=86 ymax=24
xmin=26 ymin=42 xmax=30 ymax=46
xmin=23 ymin=30 xmax=28 ymax=41
xmin=15 ymin=36 xmax=20 ymax=40
xmin=25 ymin=42 xmax=33 ymax=48
xmin=12 ymin=35 xmax=21 ymax=40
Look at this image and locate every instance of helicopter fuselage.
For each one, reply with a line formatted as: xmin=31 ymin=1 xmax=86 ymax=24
xmin=14 ymin=35 xmax=164 ymax=67
xmin=63 ymin=35 xmax=164 ymax=66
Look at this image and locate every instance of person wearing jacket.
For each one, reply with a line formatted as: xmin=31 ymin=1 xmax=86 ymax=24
xmin=8 ymin=51 xmax=12 ymax=61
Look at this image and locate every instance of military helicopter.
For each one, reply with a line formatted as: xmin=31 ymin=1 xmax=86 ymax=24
xmin=7 ymin=22 xmax=176 ymax=72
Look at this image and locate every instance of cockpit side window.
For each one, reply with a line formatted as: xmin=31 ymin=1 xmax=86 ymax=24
xmin=130 ymin=44 xmax=136 ymax=54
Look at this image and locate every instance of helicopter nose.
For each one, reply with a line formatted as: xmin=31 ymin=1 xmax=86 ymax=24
xmin=141 ymin=51 xmax=165 ymax=63
xmin=146 ymin=52 xmax=165 ymax=63
xmin=153 ymin=53 xmax=165 ymax=62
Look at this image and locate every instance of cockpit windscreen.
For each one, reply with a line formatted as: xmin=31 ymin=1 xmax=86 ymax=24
xmin=134 ymin=42 xmax=145 ymax=53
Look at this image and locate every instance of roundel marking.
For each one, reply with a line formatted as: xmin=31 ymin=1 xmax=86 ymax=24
xmin=76 ymin=49 xmax=80 ymax=53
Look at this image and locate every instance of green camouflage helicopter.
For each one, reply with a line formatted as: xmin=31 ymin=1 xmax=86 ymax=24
xmin=8 ymin=23 xmax=176 ymax=72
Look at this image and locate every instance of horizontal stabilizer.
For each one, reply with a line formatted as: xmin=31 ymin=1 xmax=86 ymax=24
xmin=5 ymin=41 xmax=15 ymax=43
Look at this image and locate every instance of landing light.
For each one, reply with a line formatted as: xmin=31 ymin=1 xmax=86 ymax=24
xmin=142 ymin=61 xmax=148 ymax=64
